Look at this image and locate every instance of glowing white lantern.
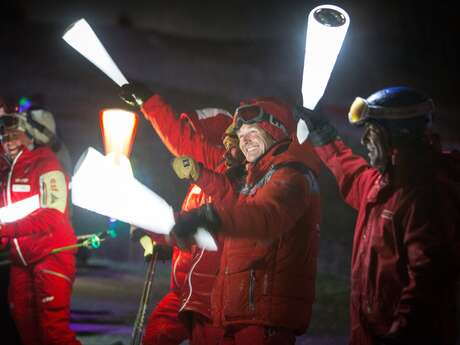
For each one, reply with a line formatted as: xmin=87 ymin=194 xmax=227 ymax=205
xmin=63 ymin=18 xmax=128 ymax=86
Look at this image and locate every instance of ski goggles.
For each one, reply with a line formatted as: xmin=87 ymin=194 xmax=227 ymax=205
xmin=0 ymin=114 xmax=27 ymax=140
xmin=233 ymin=104 xmax=288 ymax=136
xmin=348 ymin=97 xmax=434 ymax=125
xmin=0 ymin=114 xmax=26 ymax=133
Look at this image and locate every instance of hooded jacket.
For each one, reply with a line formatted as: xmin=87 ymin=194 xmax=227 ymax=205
xmin=196 ymin=138 xmax=321 ymax=333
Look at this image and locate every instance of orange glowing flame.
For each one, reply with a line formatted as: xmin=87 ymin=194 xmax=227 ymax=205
xmin=100 ymin=109 xmax=138 ymax=158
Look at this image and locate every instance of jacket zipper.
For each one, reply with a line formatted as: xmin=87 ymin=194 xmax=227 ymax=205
xmin=172 ymin=251 xmax=181 ymax=287
xmin=249 ymin=268 xmax=255 ymax=311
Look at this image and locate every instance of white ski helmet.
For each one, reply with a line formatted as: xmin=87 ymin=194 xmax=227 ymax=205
xmin=0 ymin=109 xmax=56 ymax=145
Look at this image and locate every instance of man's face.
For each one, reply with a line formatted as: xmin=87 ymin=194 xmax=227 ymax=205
xmin=237 ymin=123 xmax=273 ymax=162
xmin=361 ymin=123 xmax=389 ymax=169
xmin=1 ymin=129 xmax=32 ymax=160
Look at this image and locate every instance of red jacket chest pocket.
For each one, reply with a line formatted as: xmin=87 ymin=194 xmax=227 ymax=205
xmin=368 ymin=206 xmax=398 ymax=259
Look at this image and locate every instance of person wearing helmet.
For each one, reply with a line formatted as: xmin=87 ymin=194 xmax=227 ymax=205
xmin=0 ymin=112 xmax=81 ymax=345
xmin=121 ymin=82 xmax=244 ymax=345
xmin=294 ymin=86 xmax=460 ymax=345
xmin=23 ymin=108 xmax=73 ymax=175
xmin=167 ymin=97 xmax=322 ymax=345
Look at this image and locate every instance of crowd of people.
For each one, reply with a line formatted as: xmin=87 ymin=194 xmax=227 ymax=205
xmin=0 ymin=83 xmax=458 ymax=345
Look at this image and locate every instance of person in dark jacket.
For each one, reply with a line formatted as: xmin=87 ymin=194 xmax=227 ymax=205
xmin=294 ymin=86 xmax=460 ymax=345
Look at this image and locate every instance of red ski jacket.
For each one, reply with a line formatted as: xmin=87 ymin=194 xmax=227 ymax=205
xmin=0 ymin=146 xmax=77 ymax=266
xmin=142 ymin=95 xmax=227 ymax=320
xmin=314 ymin=139 xmax=459 ymax=344
xmin=196 ymin=139 xmax=321 ymax=333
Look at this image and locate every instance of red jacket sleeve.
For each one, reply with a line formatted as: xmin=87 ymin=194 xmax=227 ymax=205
xmin=1 ymin=208 xmax=67 ymax=238
xmin=314 ymin=139 xmax=378 ymax=210
xmin=214 ymin=168 xmax=311 ymax=239
xmin=142 ymin=95 xmax=225 ymax=170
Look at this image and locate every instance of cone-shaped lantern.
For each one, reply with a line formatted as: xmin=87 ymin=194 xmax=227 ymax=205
xmin=62 ymin=18 xmax=128 ymax=86
xmin=71 ymin=147 xmax=217 ymax=251
xmin=71 ymin=147 xmax=175 ymax=234
xmin=100 ymin=108 xmax=138 ymax=159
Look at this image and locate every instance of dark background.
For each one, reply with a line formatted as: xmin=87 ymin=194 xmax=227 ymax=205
xmin=1 ymin=0 xmax=459 ymax=330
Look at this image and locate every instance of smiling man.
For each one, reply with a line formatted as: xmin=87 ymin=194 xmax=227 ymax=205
xmin=171 ymin=97 xmax=322 ymax=345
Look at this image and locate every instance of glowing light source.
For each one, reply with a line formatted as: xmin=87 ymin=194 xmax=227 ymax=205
xmin=18 ymin=96 xmax=32 ymax=113
xmin=72 ymin=147 xmax=175 ymax=234
xmin=62 ymin=18 xmax=128 ymax=86
xmin=297 ymin=4 xmax=350 ymax=144
xmin=0 ymin=194 xmax=40 ymax=223
xmin=100 ymin=108 xmax=138 ymax=158
xmin=71 ymin=148 xmax=217 ymax=251
xmin=301 ymin=4 xmax=350 ymax=110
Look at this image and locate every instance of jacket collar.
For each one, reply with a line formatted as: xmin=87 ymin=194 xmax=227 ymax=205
xmin=245 ymin=137 xmax=321 ymax=186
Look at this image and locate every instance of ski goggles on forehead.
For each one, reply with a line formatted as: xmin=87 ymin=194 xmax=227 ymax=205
xmin=233 ymin=105 xmax=288 ymax=136
xmin=0 ymin=114 xmax=22 ymax=133
xmin=348 ymin=97 xmax=434 ymax=125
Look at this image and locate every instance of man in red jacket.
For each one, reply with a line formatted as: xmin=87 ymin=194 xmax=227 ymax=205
xmin=169 ymin=97 xmax=322 ymax=345
xmin=120 ymin=83 xmax=241 ymax=345
xmin=140 ymin=108 xmax=237 ymax=345
xmin=294 ymin=86 xmax=460 ymax=345
xmin=0 ymin=112 xmax=81 ymax=345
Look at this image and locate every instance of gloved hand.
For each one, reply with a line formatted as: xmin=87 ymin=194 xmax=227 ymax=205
xmin=171 ymin=204 xmax=221 ymax=249
xmin=293 ymin=105 xmax=338 ymax=146
xmin=120 ymin=82 xmax=154 ymax=108
xmin=222 ymin=124 xmax=238 ymax=151
xmin=172 ymin=156 xmax=201 ymax=181
xmin=130 ymin=227 xmax=172 ymax=262
xmin=222 ymin=124 xmax=245 ymax=168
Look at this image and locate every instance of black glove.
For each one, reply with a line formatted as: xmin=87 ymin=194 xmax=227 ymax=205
xmin=171 ymin=204 xmax=221 ymax=250
xmin=293 ymin=105 xmax=339 ymax=146
xmin=150 ymin=245 xmax=172 ymax=262
xmin=129 ymin=226 xmax=149 ymax=242
xmin=120 ymin=82 xmax=154 ymax=108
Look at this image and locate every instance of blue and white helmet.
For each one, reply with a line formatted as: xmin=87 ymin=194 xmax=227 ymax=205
xmin=348 ymin=86 xmax=434 ymax=138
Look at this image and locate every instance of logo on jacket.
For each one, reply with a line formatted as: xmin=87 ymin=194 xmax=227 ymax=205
xmin=39 ymin=170 xmax=67 ymax=213
xmin=381 ymin=209 xmax=394 ymax=220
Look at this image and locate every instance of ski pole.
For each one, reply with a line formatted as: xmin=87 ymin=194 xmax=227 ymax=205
xmin=131 ymin=242 xmax=159 ymax=345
